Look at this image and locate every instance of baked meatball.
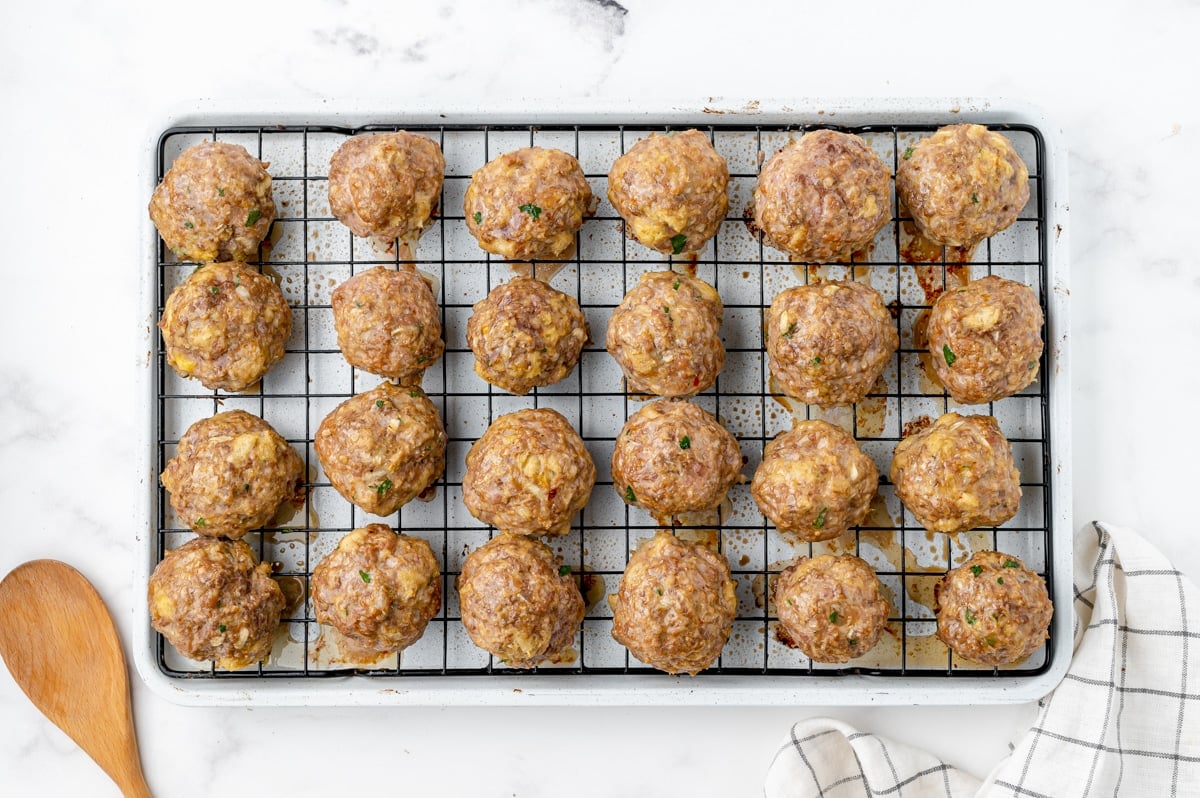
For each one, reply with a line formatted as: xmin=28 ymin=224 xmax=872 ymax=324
xmin=310 ymin=524 xmax=441 ymax=656
xmin=149 ymin=140 xmax=275 ymax=262
xmin=331 ymin=266 xmax=444 ymax=383
xmin=466 ymin=276 xmax=589 ymax=395
xmin=751 ymin=420 xmax=878 ymax=542
xmin=457 ymin=534 xmax=584 ymax=668
xmin=607 ymin=129 xmax=730 ymax=255
xmin=606 ymin=271 xmax=725 ymax=397
xmin=327 ymin=131 xmax=445 ymax=245
xmin=774 ymin=554 xmax=890 ymax=663
xmin=464 ymin=147 xmax=595 ymax=261
xmin=754 ymin=130 xmax=892 ymax=263
xmin=928 ymin=275 xmax=1045 ymax=405
xmin=896 ymin=124 xmax=1030 ymax=248
xmin=767 ymin=280 xmax=897 ymax=406
xmin=148 ymin=536 xmax=284 ymax=670
xmin=890 ymin=413 xmax=1021 ymax=533
xmin=611 ymin=399 xmax=743 ymax=518
xmin=159 ymin=262 xmax=292 ymax=392
xmin=314 ymin=382 xmax=446 ymax=517
xmin=462 ymin=408 xmax=595 ymax=537
xmin=609 ymin=531 xmax=737 ymax=675
xmin=160 ymin=410 xmax=304 ymax=539
xmin=935 ymin=550 xmax=1052 ymax=666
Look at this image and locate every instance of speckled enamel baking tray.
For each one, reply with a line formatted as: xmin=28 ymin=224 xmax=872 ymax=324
xmin=134 ymin=99 xmax=1071 ymax=706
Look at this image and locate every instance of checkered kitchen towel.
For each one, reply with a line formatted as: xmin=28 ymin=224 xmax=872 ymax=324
xmin=764 ymin=522 xmax=1200 ymax=797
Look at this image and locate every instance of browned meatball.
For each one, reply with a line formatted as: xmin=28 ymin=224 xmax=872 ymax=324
xmin=149 ymin=141 xmax=275 ymax=262
xmin=160 ymin=410 xmax=304 ymax=539
xmin=464 ymin=147 xmax=595 ymax=261
xmin=148 ymin=536 xmax=285 ymax=670
xmin=457 ymin=534 xmax=584 ymax=668
xmin=159 ymin=262 xmax=292 ymax=392
xmin=767 ymin=280 xmax=897 ymax=406
xmin=607 ymin=129 xmax=730 ymax=255
xmin=890 ymin=413 xmax=1021 ymax=533
xmin=774 ymin=554 xmax=890 ymax=663
xmin=928 ymin=275 xmax=1045 ymax=405
xmin=327 ymin=131 xmax=445 ymax=245
xmin=466 ymin=276 xmax=588 ymax=395
xmin=462 ymin=408 xmax=595 ymax=537
xmin=606 ymin=271 xmax=724 ymax=398
xmin=331 ymin=266 xmax=444 ymax=383
xmin=314 ymin=382 xmax=446 ymax=517
xmin=935 ymin=551 xmax=1052 ymax=666
xmin=310 ymin=524 xmax=441 ymax=656
xmin=896 ymin=124 xmax=1030 ymax=248
xmin=611 ymin=399 xmax=743 ymax=518
xmin=751 ymin=420 xmax=878 ymax=543
xmin=609 ymin=531 xmax=737 ymax=675
xmin=754 ymin=130 xmax=892 ymax=263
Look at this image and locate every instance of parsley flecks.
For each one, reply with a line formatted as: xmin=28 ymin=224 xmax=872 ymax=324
xmin=1002 ymin=559 xmax=1020 ymax=568
xmin=410 ymin=390 xmax=420 ymax=398
xmin=624 ymin=486 xmax=637 ymax=504
xmin=195 ymin=517 xmax=207 ymax=527
xmin=782 ymin=322 xmax=796 ymax=339
xmin=210 ymin=285 xmax=220 ymax=295
xmin=558 ymin=564 xmax=571 ymax=577
xmin=656 ymin=587 xmax=663 ymax=596
xmin=1028 ymin=360 xmax=1038 ymax=370
xmin=679 ymin=436 xmax=691 ymax=450
xmin=218 ymin=624 xmax=227 ymax=633
xmin=786 ymin=598 xmax=794 ymax=606
xmin=473 ymin=211 xmax=482 ymax=225
xmin=902 ymin=146 xmax=914 ymax=160
xmin=375 ymin=399 xmax=385 ymax=408
xmin=970 ymin=192 xmax=980 ymax=204
xmin=245 ymin=209 xmax=262 ymax=227
xmin=370 ymin=478 xmax=393 ymax=496
xmin=964 ymin=608 xmax=977 ymax=625
xmin=416 ymin=355 xmax=430 ymax=364
xmin=810 ymin=356 xmax=822 ymax=366
xmin=243 ymin=483 xmax=251 ymax=493
xmin=518 ymin=203 xmax=542 ymax=220
xmin=184 ymin=221 xmax=194 ymax=229
xmin=218 ymin=187 xmax=226 ymax=197
xmin=997 ymin=577 xmax=1005 ymax=585
xmin=848 ymin=638 xmax=858 ymax=646
xmin=813 ymin=507 xmax=828 ymax=529
xmin=662 ymin=305 xmax=671 ymax=315
xmin=359 ymin=570 xmax=372 ymax=584
xmin=672 ymin=278 xmax=681 ymax=291
xmin=670 ymin=234 xmax=688 ymax=255
xmin=828 ymin=610 xmax=840 ymax=624
xmin=970 ymin=564 xmax=983 ymax=577
xmin=942 ymin=345 xmax=957 ymax=366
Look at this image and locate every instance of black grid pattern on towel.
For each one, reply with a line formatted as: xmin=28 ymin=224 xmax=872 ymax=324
xmin=151 ymin=121 xmax=1054 ymax=681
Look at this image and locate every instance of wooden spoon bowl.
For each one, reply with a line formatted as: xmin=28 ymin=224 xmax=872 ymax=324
xmin=0 ymin=560 xmax=152 ymax=797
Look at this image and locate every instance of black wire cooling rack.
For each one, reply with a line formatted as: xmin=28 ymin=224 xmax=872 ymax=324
xmin=153 ymin=120 xmax=1053 ymax=681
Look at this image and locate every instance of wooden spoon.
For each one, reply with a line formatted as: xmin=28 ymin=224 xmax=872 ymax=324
xmin=0 ymin=560 xmax=152 ymax=797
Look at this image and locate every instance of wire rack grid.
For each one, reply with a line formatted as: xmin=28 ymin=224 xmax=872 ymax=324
xmin=153 ymin=120 xmax=1053 ymax=682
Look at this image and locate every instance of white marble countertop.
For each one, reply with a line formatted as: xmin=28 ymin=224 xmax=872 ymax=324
xmin=1 ymin=0 xmax=1197 ymax=794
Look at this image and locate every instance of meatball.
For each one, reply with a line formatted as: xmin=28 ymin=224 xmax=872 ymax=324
xmin=611 ymin=399 xmax=743 ymax=518
xmin=609 ymin=531 xmax=737 ymax=675
xmin=466 ymin=276 xmax=589 ymax=395
xmin=327 ymin=131 xmax=445 ymax=245
xmin=767 ymin=280 xmax=897 ymax=406
xmin=160 ymin=410 xmax=304 ymax=539
xmin=928 ymin=275 xmax=1045 ymax=405
xmin=896 ymin=124 xmax=1030 ymax=248
xmin=148 ymin=536 xmax=285 ymax=670
xmin=606 ymin=271 xmax=725 ymax=398
xmin=310 ymin=524 xmax=441 ymax=656
xmin=149 ymin=140 xmax=275 ymax=263
xmin=754 ymin=130 xmax=892 ymax=263
xmin=890 ymin=413 xmax=1022 ymax=533
xmin=331 ymin=265 xmax=444 ymax=383
xmin=464 ymin=147 xmax=595 ymax=261
xmin=751 ymin=420 xmax=878 ymax=542
xmin=457 ymin=534 xmax=584 ymax=668
xmin=607 ymin=129 xmax=730 ymax=255
xmin=774 ymin=554 xmax=890 ymax=663
xmin=159 ymin=262 xmax=292 ymax=392
xmin=935 ymin=551 xmax=1052 ymax=666
xmin=462 ymin=408 xmax=595 ymax=537
xmin=314 ymin=382 xmax=446 ymax=517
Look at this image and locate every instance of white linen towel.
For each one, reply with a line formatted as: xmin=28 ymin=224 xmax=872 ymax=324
xmin=764 ymin=522 xmax=1200 ymax=797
